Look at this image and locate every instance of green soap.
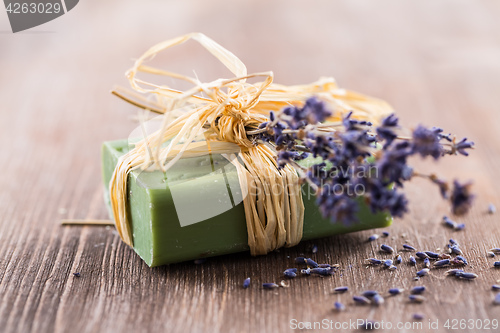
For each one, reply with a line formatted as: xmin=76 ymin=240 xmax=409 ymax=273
xmin=102 ymin=139 xmax=392 ymax=267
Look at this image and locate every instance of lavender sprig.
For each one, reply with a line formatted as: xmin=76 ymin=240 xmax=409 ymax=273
xmin=250 ymin=97 xmax=475 ymax=225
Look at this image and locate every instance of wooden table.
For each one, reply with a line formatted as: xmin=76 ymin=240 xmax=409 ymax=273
xmin=1 ymin=1 xmax=500 ymax=332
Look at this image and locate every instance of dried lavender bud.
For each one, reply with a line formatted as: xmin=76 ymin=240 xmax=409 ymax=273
xmin=366 ymin=258 xmax=383 ymax=265
xmin=492 ymin=285 xmax=500 ymax=291
xmin=73 ymin=272 xmax=81 ymax=277
xmin=456 ymin=272 xmax=478 ymax=280
xmin=434 ymin=259 xmax=451 ymax=267
xmin=416 ymin=269 xmax=430 ymax=277
xmin=409 ymin=295 xmax=426 ymax=303
xmin=411 ymin=125 xmax=443 ymax=160
xmin=311 ymin=244 xmax=318 ymax=254
xmin=384 ymin=259 xmax=393 ymax=268
xmin=424 ymin=251 xmax=439 ymax=259
xmin=333 ymin=286 xmax=349 ymax=293
xmin=305 ymin=258 xmax=319 ymax=268
xmin=361 ymin=290 xmax=379 ymax=298
xmin=490 ymin=248 xmax=500 ymax=254
xmin=449 ymin=238 xmax=459 ymax=246
xmin=494 ymin=262 xmax=500 ymax=268
xmin=450 ymin=245 xmax=463 ymax=255
xmin=416 ymin=252 xmax=428 ymax=259
xmin=411 ymin=286 xmax=426 ymax=294
xmin=301 ymin=268 xmax=311 ymax=275
xmin=443 ymin=216 xmax=457 ymax=229
xmin=310 ymin=267 xmax=335 ymax=276
xmin=423 ymin=258 xmax=430 ymax=268
xmin=487 ymin=252 xmax=496 ymax=258
xmin=373 ymin=294 xmax=385 ymax=306
xmin=488 ymin=203 xmax=496 ymax=214
xmin=353 ymin=295 xmax=371 ymax=305
xmin=395 ymin=254 xmax=402 ymax=265
xmin=445 ymin=269 xmax=464 ymax=276
xmin=294 ymin=257 xmax=306 ymax=264
xmin=262 ymin=283 xmax=279 ymax=289
xmin=403 ymin=244 xmax=416 ymax=251
xmin=283 ymin=268 xmax=298 ymax=278
xmin=413 ymin=313 xmax=425 ymax=321
xmin=243 ymin=277 xmax=251 ymax=289
xmin=453 ymin=256 xmax=468 ymax=266
xmin=388 ymin=288 xmax=404 ymax=295
xmin=334 ymin=301 xmax=345 ymax=311
xmin=409 ymin=256 xmax=417 ymax=266
xmin=381 ymin=244 xmax=394 ymax=254
xmin=382 ymin=231 xmax=390 ymax=237
xmin=455 ymin=223 xmax=465 ymax=231
xmin=388 ymin=265 xmax=397 ymax=271
xmin=368 ymin=234 xmax=379 ymax=242
xmin=494 ymin=293 xmax=500 ymax=305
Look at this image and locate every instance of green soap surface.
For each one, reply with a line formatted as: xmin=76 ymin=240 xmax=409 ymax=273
xmin=102 ymin=140 xmax=392 ymax=267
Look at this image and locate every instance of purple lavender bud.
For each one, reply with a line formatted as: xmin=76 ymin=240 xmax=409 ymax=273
xmin=449 ymin=238 xmax=459 ymax=246
xmin=388 ymin=288 xmax=404 ymax=295
xmin=310 ymin=267 xmax=335 ymax=276
xmin=424 ymin=258 xmax=430 ymax=268
xmin=262 ymin=283 xmax=279 ymax=289
xmin=443 ymin=216 xmax=457 ymax=228
xmin=492 ymin=285 xmax=500 ymax=291
xmin=294 ymin=257 xmax=306 ymax=264
xmin=450 ymin=180 xmax=475 ymax=216
xmin=456 ymin=272 xmax=478 ymax=280
xmin=373 ymin=294 xmax=385 ymax=306
xmin=490 ymin=248 xmax=500 ymax=254
xmin=487 ymin=252 xmax=495 ymax=258
xmin=353 ymin=295 xmax=371 ymax=305
xmin=283 ymin=268 xmax=298 ymax=278
xmin=384 ymin=259 xmax=393 ymax=268
xmin=305 ymin=258 xmax=319 ymax=268
xmin=445 ymin=269 xmax=464 ymax=276
xmin=361 ymin=290 xmax=379 ymax=298
xmin=494 ymin=262 xmax=500 ymax=268
xmin=455 ymin=223 xmax=466 ymax=231
xmin=411 ymin=125 xmax=442 ymax=159
xmin=403 ymin=244 xmax=416 ymax=251
xmin=243 ymin=277 xmax=251 ymax=289
xmin=395 ymin=254 xmax=402 ymax=265
xmin=382 ymin=231 xmax=390 ymax=237
xmin=366 ymin=258 xmax=383 ymax=265
xmin=358 ymin=320 xmax=379 ymax=331
xmin=368 ymin=234 xmax=379 ymax=242
xmin=73 ymin=272 xmax=81 ymax=277
xmin=409 ymin=295 xmax=426 ymax=303
xmin=411 ymin=286 xmax=426 ymax=294
xmin=434 ymin=259 xmax=451 ymax=267
xmin=301 ymin=268 xmax=311 ymax=275
xmin=495 ymin=293 xmax=500 ymax=305
xmin=450 ymin=245 xmax=463 ymax=255
xmin=416 ymin=269 xmax=430 ymax=277
xmin=416 ymin=252 xmax=428 ymax=259
xmin=488 ymin=203 xmax=496 ymax=214
xmin=453 ymin=256 xmax=468 ymax=266
xmin=381 ymin=244 xmax=394 ymax=254
xmin=318 ymin=264 xmax=332 ymax=268
xmin=452 ymin=137 xmax=474 ymax=156
xmin=333 ymin=286 xmax=349 ymax=293
xmin=311 ymin=244 xmax=318 ymax=254
xmin=424 ymin=251 xmax=439 ymax=259
xmin=413 ymin=313 xmax=425 ymax=321
xmin=409 ymin=256 xmax=417 ymax=265
xmin=334 ymin=301 xmax=345 ymax=311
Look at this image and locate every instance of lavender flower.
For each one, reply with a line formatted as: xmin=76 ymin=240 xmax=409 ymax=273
xmin=450 ymin=180 xmax=475 ymax=215
xmin=411 ymin=125 xmax=443 ymax=159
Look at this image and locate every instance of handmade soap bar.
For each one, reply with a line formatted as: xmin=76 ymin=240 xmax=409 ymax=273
xmin=102 ymin=139 xmax=392 ymax=267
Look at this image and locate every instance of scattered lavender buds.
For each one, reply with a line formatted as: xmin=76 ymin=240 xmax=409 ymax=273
xmin=262 ymin=283 xmax=279 ymax=289
xmin=416 ymin=269 xmax=430 ymax=277
xmin=283 ymin=268 xmax=298 ymax=278
xmin=258 ymin=99 xmax=475 ymax=225
xmin=409 ymin=295 xmax=426 ymax=303
xmin=353 ymin=295 xmax=371 ymax=305
xmin=334 ymin=301 xmax=345 ymax=311
xmin=411 ymin=286 xmax=426 ymax=294
xmin=381 ymin=244 xmax=394 ymax=254
xmin=243 ymin=277 xmax=251 ymax=289
xmin=403 ymin=244 xmax=416 ymax=251
xmin=488 ymin=203 xmax=496 ymax=214
xmin=388 ymin=288 xmax=404 ymax=295
xmin=368 ymin=234 xmax=379 ymax=241
xmin=333 ymin=286 xmax=349 ymax=293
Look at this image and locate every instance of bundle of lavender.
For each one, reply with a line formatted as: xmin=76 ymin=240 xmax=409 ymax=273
xmin=253 ymin=97 xmax=475 ymax=225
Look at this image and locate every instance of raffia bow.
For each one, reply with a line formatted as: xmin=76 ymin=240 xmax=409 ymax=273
xmin=109 ymin=33 xmax=392 ymax=255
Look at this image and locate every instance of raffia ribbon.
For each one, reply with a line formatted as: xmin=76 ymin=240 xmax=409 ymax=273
xmin=109 ymin=33 xmax=392 ymax=255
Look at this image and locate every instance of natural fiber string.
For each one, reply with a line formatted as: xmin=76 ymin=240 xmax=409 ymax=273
xmin=109 ymin=32 xmax=392 ymax=254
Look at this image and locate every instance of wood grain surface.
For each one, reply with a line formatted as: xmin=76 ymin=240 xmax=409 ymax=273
xmin=1 ymin=1 xmax=500 ymax=332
